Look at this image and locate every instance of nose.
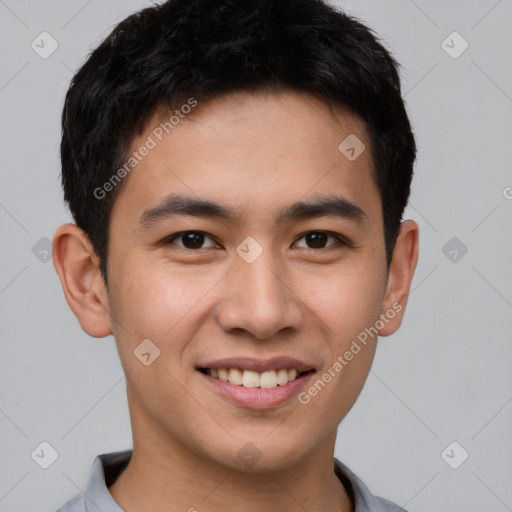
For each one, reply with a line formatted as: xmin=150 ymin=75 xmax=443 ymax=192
xmin=216 ymin=250 xmax=304 ymax=340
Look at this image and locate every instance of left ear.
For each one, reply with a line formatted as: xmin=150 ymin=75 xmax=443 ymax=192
xmin=378 ymin=220 xmax=419 ymax=337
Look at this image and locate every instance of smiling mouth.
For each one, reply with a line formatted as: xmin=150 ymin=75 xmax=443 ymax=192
xmin=197 ymin=367 xmax=315 ymax=388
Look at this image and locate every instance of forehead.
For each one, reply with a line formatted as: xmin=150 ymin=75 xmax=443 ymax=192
xmin=110 ymin=90 xmax=381 ymax=230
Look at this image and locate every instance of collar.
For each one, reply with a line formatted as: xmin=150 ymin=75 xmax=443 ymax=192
xmin=60 ymin=450 xmax=401 ymax=512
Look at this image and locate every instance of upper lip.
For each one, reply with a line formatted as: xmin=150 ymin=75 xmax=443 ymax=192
xmin=197 ymin=357 xmax=316 ymax=373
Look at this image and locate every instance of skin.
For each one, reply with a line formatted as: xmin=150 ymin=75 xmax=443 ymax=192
xmin=53 ymin=90 xmax=419 ymax=512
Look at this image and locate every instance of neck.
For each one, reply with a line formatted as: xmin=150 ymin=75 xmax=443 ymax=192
xmin=108 ymin=435 xmax=352 ymax=512
xmin=108 ymin=388 xmax=353 ymax=512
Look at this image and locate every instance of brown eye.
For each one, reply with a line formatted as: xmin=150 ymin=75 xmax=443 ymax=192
xmin=294 ymin=231 xmax=346 ymax=249
xmin=166 ymin=231 xmax=218 ymax=250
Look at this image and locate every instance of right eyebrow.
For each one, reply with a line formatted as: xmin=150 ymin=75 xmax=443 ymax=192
xmin=139 ymin=194 xmax=236 ymax=229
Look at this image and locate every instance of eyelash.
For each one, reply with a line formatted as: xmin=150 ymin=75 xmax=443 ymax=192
xmin=164 ymin=230 xmax=350 ymax=251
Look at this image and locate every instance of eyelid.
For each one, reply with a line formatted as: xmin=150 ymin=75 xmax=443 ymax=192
xmin=293 ymin=230 xmax=350 ymax=249
xmin=165 ymin=230 xmax=220 ymax=249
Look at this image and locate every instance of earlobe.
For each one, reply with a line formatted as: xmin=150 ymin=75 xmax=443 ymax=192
xmin=52 ymin=223 xmax=113 ymax=338
xmin=378 ymin=220 xmax=419 ymax=337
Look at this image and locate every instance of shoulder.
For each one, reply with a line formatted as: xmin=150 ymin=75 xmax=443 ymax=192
xmin=55 ymin=493 xmax=86 ymax=512
xmin=54 ymin=450 xmax=132 ymax=512
xmin=333 ymin=458 xmax=408 ymax=512
xmin=373 ymin=496 xmax=408 ymax=511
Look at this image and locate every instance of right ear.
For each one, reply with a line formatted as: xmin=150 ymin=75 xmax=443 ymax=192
xmin=52 ymin=224 xmax=113 ymax=338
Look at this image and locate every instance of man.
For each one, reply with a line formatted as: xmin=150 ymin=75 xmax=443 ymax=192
xmin=53 ymin=0 xmax=419 ymax=510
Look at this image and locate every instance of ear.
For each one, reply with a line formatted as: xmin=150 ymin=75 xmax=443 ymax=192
xmin=52 ymin=223 xmax=113 ymax=338
xmin=378 ymin=220 xmax=419 ymax=337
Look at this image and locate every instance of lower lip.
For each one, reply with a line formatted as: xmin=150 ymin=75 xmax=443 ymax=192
xmin=199 ymin=370 xmax=315 ymax=409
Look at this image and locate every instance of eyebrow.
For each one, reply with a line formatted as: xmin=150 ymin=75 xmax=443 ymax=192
xmin=138 ymin=193 xmax=367 ymax=229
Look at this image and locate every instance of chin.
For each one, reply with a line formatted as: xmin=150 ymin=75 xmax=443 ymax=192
xmin=205 ymin=435 xmax=314 ymax=474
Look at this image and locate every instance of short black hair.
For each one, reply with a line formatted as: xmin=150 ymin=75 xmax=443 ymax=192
xmin=61 ymin=0 xmax=416 ymax=284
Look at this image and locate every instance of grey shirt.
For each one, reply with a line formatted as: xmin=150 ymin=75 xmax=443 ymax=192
xmin=55 ymin=450 xmax=407 ymax=512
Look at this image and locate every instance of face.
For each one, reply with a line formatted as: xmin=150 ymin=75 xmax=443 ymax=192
xmin=92 ymin=91 xmax=404 ymax=471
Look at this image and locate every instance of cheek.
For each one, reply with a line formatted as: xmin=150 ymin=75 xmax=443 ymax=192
xmin=295 ymin=271 xmax=382 ymax=430
xmin=295 ymin=263 xmax=384 ymax=416
xmin=107 ymin=258 xmax=225 ymax=360
xmin=302 ymin=263 xmax=385 ymax=345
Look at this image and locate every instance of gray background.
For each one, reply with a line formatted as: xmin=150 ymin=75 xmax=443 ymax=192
xmin=1 ymin=0 xmax=511 ymax=511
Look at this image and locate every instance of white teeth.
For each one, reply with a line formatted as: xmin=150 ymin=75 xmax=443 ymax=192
xmin=276 ymin=369 xmax=289 ymax=386
xmin=207 ymin=368 xmax=306 ymax=388
xmin=260 ymin=370 xmax=278 ymax=388
xmin=242 ymin=370 xmax=260 ymax=388
xmin=228 ymin=368 xmax=243 ymax=385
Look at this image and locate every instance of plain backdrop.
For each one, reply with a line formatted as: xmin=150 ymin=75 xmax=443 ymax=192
xmin=0 ymin=1 xmax=511 ymax=511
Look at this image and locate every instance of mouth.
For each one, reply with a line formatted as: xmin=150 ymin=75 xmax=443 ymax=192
xmin=195 ymin=357 xmax=317 ymax=409
xmin=197 ymin=367 xmax=315 ymax=388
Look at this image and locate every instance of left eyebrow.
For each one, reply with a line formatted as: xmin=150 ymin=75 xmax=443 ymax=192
xmin=138 ymin=193 xmax=368 ymax=230
xmin=273 ymin=195 xmax=367 ymax=225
